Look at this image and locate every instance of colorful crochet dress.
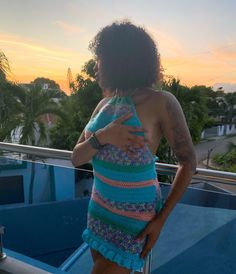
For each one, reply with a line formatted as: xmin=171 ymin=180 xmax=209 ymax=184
xmin=82 ymin=95 xmax=163 ymax=272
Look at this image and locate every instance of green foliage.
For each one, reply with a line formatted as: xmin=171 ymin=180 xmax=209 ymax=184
xmin=157 ymin=138 xmax=176 ymax=164
xmin=82 ymin=59 xmax=96 ymax=79
xmin=31 ymin=77 xmax=60 ymax=89
xmin=11 ymin=85 xmax=65 ymax=145
xmin=49 ymin=59 xmax=102 ymax=150
xmin=223 ymin=93 xmax=236 ymax=125
xmin=0 ymin=79 xmax=66 ymax=145
xmin=161 ymin=78 xmax=209 ymax=144
xmin=203 ymin=118 xmax=221 ymax=129
xmin=213 ymin=143 xmax=236 ymax=172
xmin=0 ymin=82 xmax=22 ymax=141
xmin=31 ymin=77 xmax=66 ymax=98
xmin=0 ymin=51 xmax=10 ymax=81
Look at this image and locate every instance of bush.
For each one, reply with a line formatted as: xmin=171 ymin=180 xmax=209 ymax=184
xmin=213 ymin=149 xmax=236 ymax=172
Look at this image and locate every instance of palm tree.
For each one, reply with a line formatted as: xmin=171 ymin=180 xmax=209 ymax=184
xmin=0 ymin=52 xmax=22 ymax=141
xmin=0 ymin=83 xmax=23 ymax=141
xmin=0 ymin=51 xmax=10 ymax=81
xmin=11 ymin=84 xmax=66 ymax=146
xmin=10 ymin=84 xmax=67 ymax=204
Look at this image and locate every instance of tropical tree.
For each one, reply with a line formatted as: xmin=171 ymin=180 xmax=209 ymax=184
xmin=161 ymin=77 xmax=208 ymax=143
xmin=0 ymin=51 xmax=10 ymax=81
xmin=50 ymin=59 xmax=103 ymax=150
xmin=157 ymin=77 xmax=209 ymax=164
xmin=31 ymin=77 xmax=66 ymax=98
xmin=224 ymin=93 xmax=236 ymax=125
xmin=11 ymin=85 xmax=66 ymax=146
xmin=0 ymin=83 xmax=23 ymax=141
xmin=0 ymin=51 xmax=23 ymax=141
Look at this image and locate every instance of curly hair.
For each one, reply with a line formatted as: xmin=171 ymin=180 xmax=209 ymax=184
xmin=89 ymin=21 xmax=160 ymax=91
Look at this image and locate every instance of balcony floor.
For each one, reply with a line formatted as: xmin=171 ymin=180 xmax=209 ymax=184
xmin=72 ymin=203 xmax=236 ymax=274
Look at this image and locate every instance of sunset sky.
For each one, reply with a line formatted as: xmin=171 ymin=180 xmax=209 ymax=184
xmin=1 ymin=0 xmax=236 ymax=94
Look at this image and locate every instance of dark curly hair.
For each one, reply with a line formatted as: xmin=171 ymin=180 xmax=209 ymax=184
xmin=89 ymin=21 xmax=160 ymax=91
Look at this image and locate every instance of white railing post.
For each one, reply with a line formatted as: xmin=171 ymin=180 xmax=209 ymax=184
xmin=143 ymin=250 xmax=152 ymax=274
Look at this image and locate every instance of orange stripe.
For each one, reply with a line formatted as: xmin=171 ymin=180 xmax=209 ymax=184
xmin=94 ymin=171 xmax=158 ymax=189
xmin=91 ymin=192 xmax=156 ymax=221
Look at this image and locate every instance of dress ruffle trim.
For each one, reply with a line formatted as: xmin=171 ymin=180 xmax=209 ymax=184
xmin=82 ymin=229 xmax=144 ymax=271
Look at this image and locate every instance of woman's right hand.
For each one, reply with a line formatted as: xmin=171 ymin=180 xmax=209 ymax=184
xmin=97 ymin=112 xmax=147 ymax=153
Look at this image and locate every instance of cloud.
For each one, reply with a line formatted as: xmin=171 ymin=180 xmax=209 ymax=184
xmin=0 ymin=33 xmax=78 ymax=59
xmin=210 ymin=43 xmax=236 ymax=61
xmin=160 ymin=41 xmax=236 ymax=87
xmin=146 ymin=29 xmax=236 ymax=87
xmin=0 ymin=32 xmax=90 ymax=93
xmin=54 ymin=20 xmax=84 ymax=35
xmin=148 ymin=27 xmax=184 ymax=57
xmin=213 ymin=83 xmax=236 ymax=93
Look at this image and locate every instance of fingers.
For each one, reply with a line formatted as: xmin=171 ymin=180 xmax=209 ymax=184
xmin=135 ymin=227 xmax=154 ymax=259
xmin=135 ymin=231 xmax=152 ymax=259
xmin=140 ymin=237 xmax=153 ymax=259
xmin=127 ymin=126 xmax=147 ymax=133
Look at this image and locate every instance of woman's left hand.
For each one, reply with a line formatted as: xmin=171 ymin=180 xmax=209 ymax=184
xmin=135 ymin=216 xmax=164 ymax=259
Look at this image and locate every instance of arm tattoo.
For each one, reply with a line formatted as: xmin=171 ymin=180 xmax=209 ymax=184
xmin=166 ymin=98 xmax=196 ymax=173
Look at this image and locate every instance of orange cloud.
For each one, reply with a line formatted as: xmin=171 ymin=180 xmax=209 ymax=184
xmin=0 ymin=32 xmax=90 ymax=94
xmin=161 ymin=42 xmax=236 ymax=87
xmin=210 ymin=43 xmax=236 ymax=61
xmin=2 ymin=29 xmax=236 ymax=94
xmin=0 ymin=35 xmax=74 ymax=59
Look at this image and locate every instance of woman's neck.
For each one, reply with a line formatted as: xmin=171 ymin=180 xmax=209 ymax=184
xmin=107 ymin=87 xmax=151 ymax=97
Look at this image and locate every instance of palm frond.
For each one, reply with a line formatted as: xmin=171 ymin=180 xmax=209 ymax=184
xmin=0 ymin=51 xmax=11 ymax=79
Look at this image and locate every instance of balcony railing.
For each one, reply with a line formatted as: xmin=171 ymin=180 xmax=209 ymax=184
xmin=0 ymin=142 xmax=236 ymax=274
xmin=1 ymin=141 xmax=235 ymax=185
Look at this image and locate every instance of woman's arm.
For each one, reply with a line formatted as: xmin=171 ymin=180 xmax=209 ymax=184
xmin=136 ymin=91 xmax=196 ymax=258
xmin=71 ymin=98 xmax=109 ymax=167
xmin=157 ymin=92 xmax=197 ymax=224
xmin=71 ymin=98 xmax=147 ymax=167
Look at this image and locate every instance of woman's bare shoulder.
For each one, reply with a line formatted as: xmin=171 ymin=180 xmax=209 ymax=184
xmin=145 ymin=89 xmax=177 ymax=110
xmin=91 ymin=96 xmax=112 ymax=116
xmin=147 ymin=89 xmax=176 ymax=101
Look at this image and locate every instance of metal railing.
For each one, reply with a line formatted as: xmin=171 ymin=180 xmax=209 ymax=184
xmin=0 ymin=142 xmax=236 ymax=274
xmin=1 ymin=142 xmax=236 ymax=185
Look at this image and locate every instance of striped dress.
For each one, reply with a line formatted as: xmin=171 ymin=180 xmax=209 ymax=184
xmin=82 ymin=95 xmax=163 ymax=271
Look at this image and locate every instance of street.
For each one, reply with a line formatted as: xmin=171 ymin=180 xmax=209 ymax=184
xmin=194 ymin=135 xmax=236 ymax=167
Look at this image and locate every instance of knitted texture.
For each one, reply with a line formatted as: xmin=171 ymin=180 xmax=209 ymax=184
xmin=82 ymin=95 xmax=163 ymax=271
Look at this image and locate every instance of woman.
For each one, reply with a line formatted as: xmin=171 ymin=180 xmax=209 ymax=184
xmin=72 ymin=21 xmax=196 ymax=274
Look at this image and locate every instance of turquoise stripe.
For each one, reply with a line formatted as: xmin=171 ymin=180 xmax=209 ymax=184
xmin=93 ymin=162 xmax=157 ymax=182
xmin=88 ymin=199 xmax=147 ymax=231
xmin=94 ymin=176 xmax=156 ymax=202
xmin=82 ymin=228 xmax=145 ymax=269
xmin=93 ymin=157 xmax=154 ymax=173
xmin=86 ymin=113 xmax=112 ymax=133
xmin=88 ymin=210 xmax=139 ymax=235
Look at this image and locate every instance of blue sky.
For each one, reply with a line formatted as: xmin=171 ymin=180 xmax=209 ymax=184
xmin=1 ymin=0 xmax=236 ymax=93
